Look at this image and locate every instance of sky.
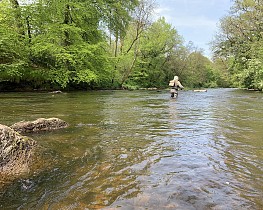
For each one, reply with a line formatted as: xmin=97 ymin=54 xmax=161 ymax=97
xmin=154 ymin=0 xmax=233 ymax=58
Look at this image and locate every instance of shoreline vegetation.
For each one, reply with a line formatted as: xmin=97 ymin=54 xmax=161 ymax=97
xmin=0 ymin=0 xmax=262 ymax=93
xmin=0 ymin=87 xmax=262 ymax=93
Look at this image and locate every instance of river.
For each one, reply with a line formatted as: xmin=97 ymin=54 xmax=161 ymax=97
xmin=0 ymin=88 xmax=262 ymax=209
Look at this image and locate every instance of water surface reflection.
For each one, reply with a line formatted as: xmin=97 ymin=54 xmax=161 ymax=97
xmin=0 ymin=89 xmax=262 ymax=209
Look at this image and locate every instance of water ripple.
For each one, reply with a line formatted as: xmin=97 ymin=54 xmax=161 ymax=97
xmin=0 ymin=89 xmax=262 ymax=209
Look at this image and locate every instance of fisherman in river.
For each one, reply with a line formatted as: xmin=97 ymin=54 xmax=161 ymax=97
xmin=169 ymin=76 xmax=184 ymax=98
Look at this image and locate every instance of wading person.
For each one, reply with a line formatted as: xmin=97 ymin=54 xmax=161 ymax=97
xmin=169 ymin=76 xmax=184 ymax=98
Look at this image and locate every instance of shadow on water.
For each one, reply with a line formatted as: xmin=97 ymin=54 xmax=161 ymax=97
xmin=0 ymin=89 xmax=262 ymax=209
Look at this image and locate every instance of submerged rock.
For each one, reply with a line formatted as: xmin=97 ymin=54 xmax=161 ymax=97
xmin=0 ymin=124 xmax=37 ymax=176
xmin=1 ymin=118 xmax=68 ymax=187
xmin=11 ymin=118 xmax=69 ymax=134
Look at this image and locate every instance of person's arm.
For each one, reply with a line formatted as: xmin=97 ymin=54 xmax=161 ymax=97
xmin=177 ymin=81 xmax=184 ymax=89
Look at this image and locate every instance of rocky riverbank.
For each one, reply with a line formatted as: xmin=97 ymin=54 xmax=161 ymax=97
xmin=0 ymin=118 xmax=69 ymax=187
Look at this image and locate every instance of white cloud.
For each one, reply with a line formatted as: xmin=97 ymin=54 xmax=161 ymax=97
xmin=154 ymin=7 xmax=171 ymax=15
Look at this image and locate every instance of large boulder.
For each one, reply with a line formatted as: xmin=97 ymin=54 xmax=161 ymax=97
xmin=0 ymin=124 xmax=37 ymax=175
xmin=11 ymin=117 xmax=69 ymax=134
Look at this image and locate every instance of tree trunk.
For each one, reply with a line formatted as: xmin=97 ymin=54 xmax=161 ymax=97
xmin=10 ymin=0 xmax=25 ymax=37
xmin=26 ymin=16 xmax=32 ymax=43
xmin=64 ymin=4 xmax=71 ymax=46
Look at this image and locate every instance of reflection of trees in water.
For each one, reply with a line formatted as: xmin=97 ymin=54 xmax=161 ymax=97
xmin=3 ymin=90 xmax=261 ymax=209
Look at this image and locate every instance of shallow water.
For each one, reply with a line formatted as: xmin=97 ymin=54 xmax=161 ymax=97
xmin=0 ymin=89 xmax=262 ymax=209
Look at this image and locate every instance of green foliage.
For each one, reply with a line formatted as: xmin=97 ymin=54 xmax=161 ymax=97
xmin=181 ymin=52 xmax=214 ymax=88
xmin=0 ymin=0 xmax=223 ymax=90
xmin=30 ymin=39 xmax=111 ymax=88
xmin=120 ymin=17 xmax=184 ymax=88
xmin=212 ymin=0 xmax=263 ymax=90
xmin=0 ymin=0 xmax=116 ymax=89
xmin=211 ymin=58 xmax=232 ymax=87
xmin=237 ymin=58 xmax=263 ymax=89
xmin=0 ymin=0 xmax=29 ymax=82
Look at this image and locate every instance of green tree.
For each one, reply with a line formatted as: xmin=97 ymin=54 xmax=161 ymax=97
xmin=0 ymin=0 xmax=29 ymax=84
xmin=211 ymin=57 xmax=232 ymax=87
xmin=136 ymin=17 xmax=183 ymax=87
xmin=212 ymin=0 xmax=263 ymax=90
xmin=0 ymin=0 xmax=219 ymax=90
xmin=0 ymin=0 xmax=139 ymax=89
xmin=27 ymin=0 xmax=110 ymax=88
xmin=111 ymin=0 xmax=155 ymax=88
xmin=181 ymin=51 xmax=215 ymax=88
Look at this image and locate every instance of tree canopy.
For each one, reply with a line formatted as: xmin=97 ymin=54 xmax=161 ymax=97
xmin=2 ymin=0 xmax=258 ymax=91
xmin=212 ymin=0 xmax=263 ymax=90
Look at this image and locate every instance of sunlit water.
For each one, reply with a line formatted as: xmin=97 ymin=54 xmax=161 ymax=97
xmin=0 ymin=89 xmax=262 ymax=209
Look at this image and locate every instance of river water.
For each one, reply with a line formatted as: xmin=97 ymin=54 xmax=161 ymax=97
xmin=0 ymin=89 xmax=262 ymax=209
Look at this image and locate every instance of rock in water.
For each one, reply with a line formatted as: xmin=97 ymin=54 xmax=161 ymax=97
xmin=11 ymin=117 xmax=69 ymax=134
xmin=0 ymin=124 xmax=37 ymax=175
